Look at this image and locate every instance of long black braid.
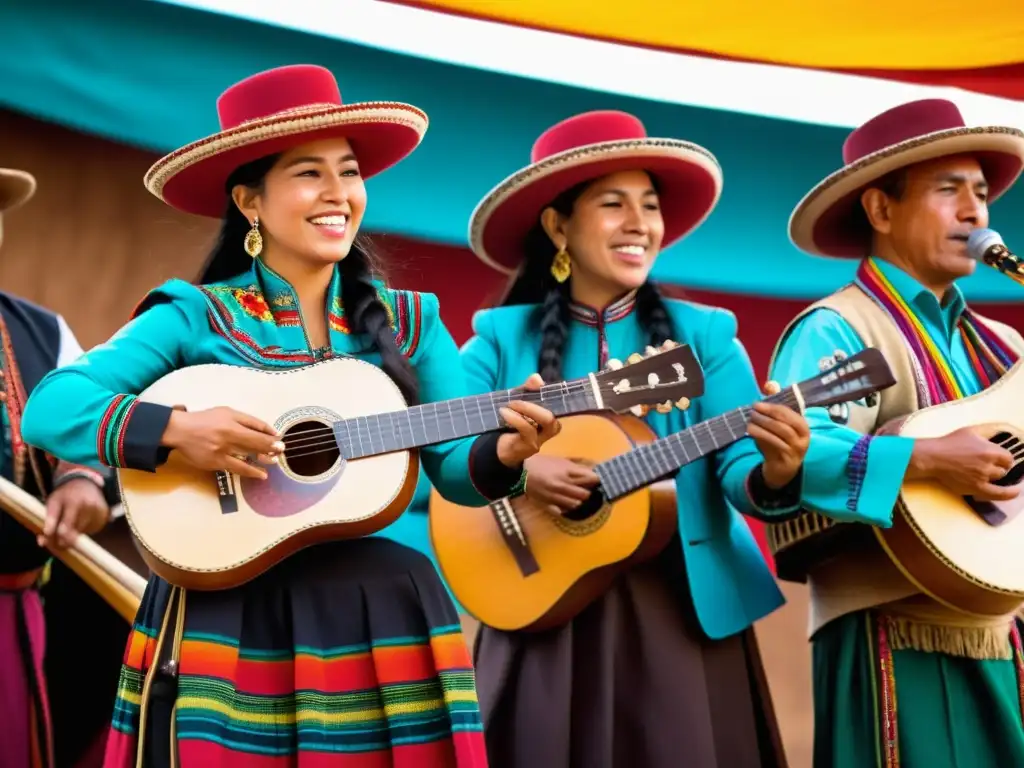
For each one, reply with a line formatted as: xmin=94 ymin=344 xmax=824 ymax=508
xmin=199 ymin=155 xmax=419 ymax=405
xmin=499 ymin=178 xmax=675 ymax=383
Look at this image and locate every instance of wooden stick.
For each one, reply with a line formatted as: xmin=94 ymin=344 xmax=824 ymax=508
xmin=0 ymin=476 xmax=146 ymax=623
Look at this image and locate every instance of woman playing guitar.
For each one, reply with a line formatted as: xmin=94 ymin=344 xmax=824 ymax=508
xmin=459 ymin=111 xmax=812 ymax=767
xmin=19 ymin=65 xmax=562 ymax=768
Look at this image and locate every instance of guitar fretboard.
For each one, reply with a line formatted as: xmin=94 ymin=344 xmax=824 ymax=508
xmin=596 ymin=390 xmax=799 ymax=500
xmin=333 ymin=383 xmax=597 ymax=460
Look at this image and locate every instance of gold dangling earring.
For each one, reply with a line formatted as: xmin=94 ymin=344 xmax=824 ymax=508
xmin=550 ymin=245 xmax=571 ymax=283
xmin=243 ymin=216 xmax=263 ymax=258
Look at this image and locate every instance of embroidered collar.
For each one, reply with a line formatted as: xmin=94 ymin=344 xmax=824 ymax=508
xmin=199 ymin=258 xmax=363 ymax=367
xmin=568 ymin=289 xmax=638 ymax=327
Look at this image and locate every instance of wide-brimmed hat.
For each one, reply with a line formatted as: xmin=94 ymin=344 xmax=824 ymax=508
xmin=790 ymin=99 xmax=1024 ymax=259
xmin=0 ymin=168 xmax=36 ymax=213
xmin=469 ymin=110 xmax=723 ymax=274
xmin=144 ymin=65 xmax=428 ymax=218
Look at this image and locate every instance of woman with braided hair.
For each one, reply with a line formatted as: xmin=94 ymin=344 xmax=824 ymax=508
xmin=20 ymin=65 xmax=564 ymax=768
xmin=460 ymin=111 xmax=812 ymax=767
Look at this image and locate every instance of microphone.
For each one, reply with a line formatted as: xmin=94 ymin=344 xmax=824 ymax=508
xmin=966 ymin=228 xmax=1024 ymax=286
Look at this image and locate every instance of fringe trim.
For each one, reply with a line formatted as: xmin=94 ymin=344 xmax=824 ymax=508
xmin=885 ymin=615 xmax=1013 ymax=661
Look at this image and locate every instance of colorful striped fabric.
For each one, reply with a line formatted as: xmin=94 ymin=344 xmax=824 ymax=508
xmin=856 ymin=258 xmax=1019 ymax=405
xmin=104 ymin=541 xmax=488 ymax=767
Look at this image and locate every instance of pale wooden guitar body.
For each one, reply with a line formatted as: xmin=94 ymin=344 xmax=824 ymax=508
xmin=120 ymin=359 xmax=417 ymax=590
xmin=878 ymin=359 xmax=1024 ymax=616
xmin=120 ymin=346 xmax=707 ymax=591
xmin=430 ymin=413 xmax=677 ymax=632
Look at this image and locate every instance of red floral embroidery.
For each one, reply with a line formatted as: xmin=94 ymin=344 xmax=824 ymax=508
xmin=233 ymin=289 xmax=273 ymax=322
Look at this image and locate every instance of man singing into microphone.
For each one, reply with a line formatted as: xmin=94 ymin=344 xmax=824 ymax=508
xmin=765 ymin=100 xmax=1024 ymax=767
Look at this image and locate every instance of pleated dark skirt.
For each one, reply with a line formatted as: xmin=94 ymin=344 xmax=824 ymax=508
xmin=102 ymin=537 xmax=487 ymax=768
xmin=474 ymin=536 xmax=785 ymax=768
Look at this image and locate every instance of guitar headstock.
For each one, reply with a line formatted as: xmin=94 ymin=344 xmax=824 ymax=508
xmin=594 ymin=341 xmax=705 ymax=416
xmin=793 ymin=347 xmax=896 ymax=411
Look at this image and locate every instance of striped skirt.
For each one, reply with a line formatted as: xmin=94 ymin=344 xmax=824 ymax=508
xmin=102 ymin=538 xmax=487 ymax=767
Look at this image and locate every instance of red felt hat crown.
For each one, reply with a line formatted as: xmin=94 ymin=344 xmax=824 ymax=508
xmin=145 ymin=65 xmax=428 ymax=218
xmin=469 ymin=110 xmax=723 ymax=274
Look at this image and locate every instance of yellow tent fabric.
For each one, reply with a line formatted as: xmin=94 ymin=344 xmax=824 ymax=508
xmin=402 ymin=0 xmax=1024 ymax=69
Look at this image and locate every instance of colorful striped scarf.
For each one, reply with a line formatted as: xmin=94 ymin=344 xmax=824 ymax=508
xmin=856 ymin=259 xmax=1019 ymax=406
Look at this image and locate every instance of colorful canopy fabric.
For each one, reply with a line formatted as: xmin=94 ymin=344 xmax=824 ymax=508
xmin=389 ymin=0 xmax=1024 ymax=92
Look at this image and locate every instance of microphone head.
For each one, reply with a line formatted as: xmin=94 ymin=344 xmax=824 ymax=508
xmin=967 ymin=228 xmax=1004 ymax=262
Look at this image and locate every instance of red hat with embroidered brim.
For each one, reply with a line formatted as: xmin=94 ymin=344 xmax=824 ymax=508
xmin=144 ymin=65 xmax=428 ymax=218
xmin=0 ymin=168 xmax=36 ymax=213
xmin=469 ymin=110 xmax=723 ymax=275
xmin=790 ymin=98 xmax=1024 ymax=259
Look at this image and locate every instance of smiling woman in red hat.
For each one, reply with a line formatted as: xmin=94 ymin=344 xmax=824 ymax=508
xmin=19 ymin=64 xmax=563 ymax=768
xmin=452 ymin=110 xmax=814 ymax=767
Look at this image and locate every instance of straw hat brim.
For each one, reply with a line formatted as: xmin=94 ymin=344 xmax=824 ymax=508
xmin=145 ymin=102 xmax=428 ymax=218
xmin=0 ymin=169 xmax=37 ymax=213
xmin=789 ymin=126 xmax=1024 ymax=259
xmin=469 ymin=139 xmax=723 ymax=275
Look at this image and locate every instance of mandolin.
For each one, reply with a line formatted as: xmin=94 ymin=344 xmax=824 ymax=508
xmin=120 ymin=343 xmax=705 ymax=590
xmin=429 ymin=347 xmax=896 ymax=632
xmin=876 ymin=357 xmax=1024 ymax=616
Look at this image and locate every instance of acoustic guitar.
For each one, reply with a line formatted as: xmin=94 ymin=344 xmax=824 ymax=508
xmin=0 ymin=476 xmax=146 ymax=622
xmin=429 ymin=347 xmax=896 ymax=632
xmin=120 ymin=343 xmax=705 ymax=590
xmin=876 ymin=357 xmax=1024 ymax=616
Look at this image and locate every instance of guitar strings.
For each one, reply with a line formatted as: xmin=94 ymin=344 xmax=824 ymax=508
xmin=272 ymin=387 xmax=806 ymax=462
xmin=277 ymin=377 xmax=677 ymax=451
xmin=278 ymin=389 xmax=801 ymax=464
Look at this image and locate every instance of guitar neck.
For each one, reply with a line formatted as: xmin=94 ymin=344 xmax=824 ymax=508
xmin=595 ymin=389 xmax=800 ymax=501
xmin=334 ymin=380 xmax=599 ymax=460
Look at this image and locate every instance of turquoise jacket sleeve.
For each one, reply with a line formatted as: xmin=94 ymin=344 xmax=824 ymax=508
xmin=22 ymin=281 xmax=201 ymax=472
xmin=695 ymin=309 xmax=802 ymax=519
xmin=458 ymin=310 xmax=501 ymax=396
xmin=768 ymin=308 xmax=914 ymax=527
xmin=405 ymin=292 xmax=520 ymax=507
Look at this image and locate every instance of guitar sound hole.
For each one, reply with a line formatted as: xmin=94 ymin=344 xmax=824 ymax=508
xmin=991 ymin=432 xmax=1024 ymax=487
xmin=965 ymin=431 xmax=1024 ymax=527
xmin=563 ymin=488 xmax=607 ymax=522
xmin=282 ymin=421 xmax=340 ymax=477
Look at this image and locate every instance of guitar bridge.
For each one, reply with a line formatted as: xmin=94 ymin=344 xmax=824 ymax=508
xmin=489 ymin=497 xmax=539 ymax=577
xmin=215 ymin=471 xmax=238 ymax=514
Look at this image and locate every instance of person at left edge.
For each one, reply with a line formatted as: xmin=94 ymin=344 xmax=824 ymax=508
xmin=20 ymin=64 xmax=560 ymax=768
xmin=0 ymin=165 xmax=120 ymax=768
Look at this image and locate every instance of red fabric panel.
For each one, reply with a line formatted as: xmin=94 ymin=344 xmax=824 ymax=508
xmin=378 ymin=234 xmax=1024 ymax=570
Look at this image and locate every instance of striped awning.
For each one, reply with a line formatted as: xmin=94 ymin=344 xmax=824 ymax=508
xmin=386 ymin=0 xmax=1024 ymax=100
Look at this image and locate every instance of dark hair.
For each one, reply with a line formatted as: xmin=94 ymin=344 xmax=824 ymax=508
xmin=857 ymin=167 xmax=910 ymax=256
xmin=199 ymin=155 xmax=419 ymax=404
xmin=499 ymin=178 xmax=674 ymax=383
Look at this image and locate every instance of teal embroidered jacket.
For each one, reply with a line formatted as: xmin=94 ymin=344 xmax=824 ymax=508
xmin=458 ymin=294 xmax=798 ymax=640
xmin=20 ymin=260 xmax=519 ymax=532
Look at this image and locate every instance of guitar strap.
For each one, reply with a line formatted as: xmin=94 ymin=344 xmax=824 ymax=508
xmin=854 ymin=258 xmax=1020 ymax=406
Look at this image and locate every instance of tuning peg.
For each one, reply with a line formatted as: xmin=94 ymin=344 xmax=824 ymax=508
xmin=655 ymin=401 xmax=673 ymax=414
xmin=629 ymin=404 xmax=650 ymax=417
xmin=644 ymin=345 xmax=658 ymax=357
xmin=661 ymin=339 xmax=679 ymax=350
xmin=627 ymin=352 xmax=644 ymax=364
xmin=605 ymin=358 xmax=624 ymax=371
xmin=675 ymin=397 xmax=691 ymax=411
